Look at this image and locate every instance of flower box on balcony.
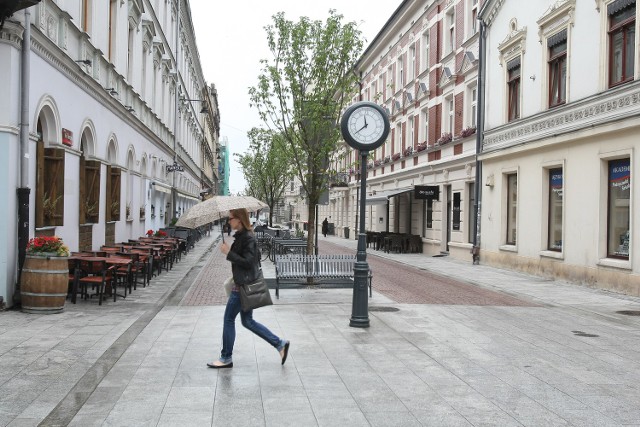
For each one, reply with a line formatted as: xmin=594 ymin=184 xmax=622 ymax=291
xmin=460 ymin=126 xmax=477 ymax=138
xmin=391 ymin=152 xmax=401 ymax=161
xmin=416 ymin=142 xmax=428 ymax=152
xmin=436 ymin=132 xmax=452 ymax=146
xmin=403 ymin=146 xmax=414 ymax=157
xmin=374 ymin=159 xmax=382 ymax=167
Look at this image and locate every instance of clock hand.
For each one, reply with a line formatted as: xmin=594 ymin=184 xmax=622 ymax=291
xmin=354 ymin=122 xmax=369 ymax=134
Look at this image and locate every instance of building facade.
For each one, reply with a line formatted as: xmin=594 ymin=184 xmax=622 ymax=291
xmin=324 ymin=0 xmax=483 ymax=260
xmin=479 ymin=0 xmax=639 ymax=294
xmin=0 ymin=0 xmax=220 ymax=308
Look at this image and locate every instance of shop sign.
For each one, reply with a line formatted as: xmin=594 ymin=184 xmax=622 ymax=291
xmin=62 ymin=128 xmax=73 ymax=147
xmin=414 ymin=185 xmax=439 ymax=200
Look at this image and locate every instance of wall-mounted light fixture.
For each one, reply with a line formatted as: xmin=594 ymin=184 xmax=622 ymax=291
xmin=105 ymin=87 xmax=118 ymax=96
xmin=181 ymin=97 xmax=209 ymax=114
xmin=485 ymin=174 xmax=495 ymax=187
xmin=74 ymin=59 xmax=91 ymax=66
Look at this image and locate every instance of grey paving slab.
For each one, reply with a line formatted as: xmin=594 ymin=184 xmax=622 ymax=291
xmin=2 ymin=232 xmax=640 ymax=426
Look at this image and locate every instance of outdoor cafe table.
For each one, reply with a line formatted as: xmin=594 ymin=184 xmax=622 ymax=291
xmin=68 ymin=256 xmax=133 ymax=303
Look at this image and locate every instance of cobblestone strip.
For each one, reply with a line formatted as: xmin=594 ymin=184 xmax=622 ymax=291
xmin=318 ymin=240 xmax=537 ymax=306
xmin=180 ymin=239 xmax=229 ymax=306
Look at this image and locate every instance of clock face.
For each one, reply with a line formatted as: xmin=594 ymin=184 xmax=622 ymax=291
xmin=340 ymin=102 xmax=390 ymax=151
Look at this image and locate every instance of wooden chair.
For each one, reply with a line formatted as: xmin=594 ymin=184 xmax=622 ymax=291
xmin=116 ymin=252 xmax=145 ymax=290
xmin=77 ymin=259 xmax=115 ymax=305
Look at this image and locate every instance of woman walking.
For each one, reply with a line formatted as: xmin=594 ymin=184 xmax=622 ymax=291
xmin=208 ymin=208 xmax=290 ymax=369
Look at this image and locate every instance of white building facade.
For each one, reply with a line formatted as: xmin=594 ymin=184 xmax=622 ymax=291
xmin=325 ymin=0 xmax=483 ymax=259
xmin=479 ymin=0 xmax=639 ymax=294
xmin=0 ymin=0 xmax=220 ymax=308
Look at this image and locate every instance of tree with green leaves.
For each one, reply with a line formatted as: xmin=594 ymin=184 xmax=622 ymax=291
xmin=237 ymin=128 xmax=294 ymax=227
xmin=249 ymin=9 xmax=364 ymax=253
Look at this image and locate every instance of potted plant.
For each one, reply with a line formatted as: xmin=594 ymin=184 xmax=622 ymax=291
xmin=43 ymin=194 xmax=62 ymax=220
xmin=155 ymin=230 xmax=167 ymax=237
xmin=383 ymin=155 xmax=391 ymax=164
xmin=146 ymin=229 xmax=154 ymax=237
xmin=416 ymin=141 xmax=428 ymax=152
xmin=21 ymin=236 xmax=70 ymax=314
xmin=125 ymin=202 xmax=132 ymax=219
xmin=110 ymin=201 xmax=120 ymax=218
xmin=84 ymin=200 xmax=98 ymax=222
xmin=403 ymin=146 xmax=414 ymax=157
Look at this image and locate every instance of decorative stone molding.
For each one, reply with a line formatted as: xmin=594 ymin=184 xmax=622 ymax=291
xmin=0 ymin=20 xmax=24 ymax=49
xmin=498 ymin=19 xmax=527 ymax=64
xmin=483 ymin=81 xmax=640 ymax=150
xmin=458 ymin=51 xmax=478 ymax=76
xmin=478 ymin=0 xmax=507 ymax=27
xmin=537 ymin=0 xmax=576 ymax=44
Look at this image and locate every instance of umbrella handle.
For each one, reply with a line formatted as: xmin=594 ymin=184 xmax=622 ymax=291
xmin=220 ymin=213 xmax=224 ymax=244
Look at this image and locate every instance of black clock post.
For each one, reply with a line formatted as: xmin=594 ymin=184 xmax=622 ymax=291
xmin=340 ymin=102 xmax=390 ymax=328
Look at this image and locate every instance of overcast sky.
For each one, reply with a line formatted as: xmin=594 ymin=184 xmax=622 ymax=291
xmin=189 ymin=1 xmax=402 ymax=194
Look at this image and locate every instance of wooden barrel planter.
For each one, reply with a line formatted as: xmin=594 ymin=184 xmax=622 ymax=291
xmin=21 ymin=254 xmax=68 ymax=314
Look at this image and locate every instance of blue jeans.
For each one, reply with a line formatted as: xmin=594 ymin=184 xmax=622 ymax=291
xmin=220 ymin=291 xmax=283 ymax=363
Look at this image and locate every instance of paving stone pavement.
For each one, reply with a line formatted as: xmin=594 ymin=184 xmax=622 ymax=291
xmin=1 ymin=232 xmax=640 ymax=426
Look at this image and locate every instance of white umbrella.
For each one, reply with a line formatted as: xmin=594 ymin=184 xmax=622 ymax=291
xmin=175 ymin=195 xmax=268 ymax=235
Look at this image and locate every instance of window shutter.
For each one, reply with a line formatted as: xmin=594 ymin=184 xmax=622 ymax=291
xmin=44 ymin=147 xmax=65 ymax=226
xmin=110 ymin=167 xmax=121 ymax=221
xmin=106 ymin=165 xmax=112 ymax=222
xmin=86 ymin=161 xmax=101 ymax=223
xmin=79 ymin=155 xmax=86 ymax=223
xmin=35 ymin=142 xmax=45 ymax=228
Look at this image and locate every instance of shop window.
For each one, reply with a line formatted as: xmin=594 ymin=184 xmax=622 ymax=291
xmin=607 ymin=158 xmax=630 ymax=259
xmin=36 ymin=143 xmax=65 ymax=228
xmin=468 ymin=182 xmax=475 ymax=243
xmin=425 ymin=199 xmax=433 ymax=230
xmin=506 ymin=173 xmax=518 ymax=245
xmin=548 ymin=168 xmax=563 ymax=251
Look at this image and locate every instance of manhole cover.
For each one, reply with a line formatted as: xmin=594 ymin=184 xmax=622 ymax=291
xmin=616 ymin=310 xmax=640 ymax=316
xmin=369 ymin=306 xmax=399 ymax=312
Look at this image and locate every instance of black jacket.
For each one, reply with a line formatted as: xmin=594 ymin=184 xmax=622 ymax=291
xmin=227 ymin=229 xmax=260 ymax=285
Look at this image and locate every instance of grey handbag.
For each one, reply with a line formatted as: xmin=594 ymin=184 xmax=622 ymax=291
xmin=238 ymin=239 xmax=272 ymax=312
xmin=239 ymin=272 xmax=273 ymax=312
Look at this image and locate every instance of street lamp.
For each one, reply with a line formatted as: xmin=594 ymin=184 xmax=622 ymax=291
xmin=340 ymin=102 xmax=390 ymax=328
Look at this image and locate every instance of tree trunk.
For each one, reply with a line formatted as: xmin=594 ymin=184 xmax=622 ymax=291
xmin=307 ymin=203 xmax=316 ymax=256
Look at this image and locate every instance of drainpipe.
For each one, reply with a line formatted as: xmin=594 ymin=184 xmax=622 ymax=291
xmin=16 ymin=8 xmax=32 ymax=304
xmin=472 ymin=19 xmax=486 ymax=265
xmin=171 ymin=0 xmax=181 ymax=226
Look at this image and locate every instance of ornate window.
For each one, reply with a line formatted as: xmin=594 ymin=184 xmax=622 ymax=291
xmin=537 ymin=0 xmax=575 ymax=108
xmin=548 ymin=31 xmax=567 ymax=107
xmin=608 ymin=0 xmax=636 ymax=87
xmin=498 ymin=19 xmax=526 ymax=122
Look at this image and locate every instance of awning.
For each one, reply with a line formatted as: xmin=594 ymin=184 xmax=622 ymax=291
xmin=365 ymin=188 xmax=413 ymax=205
xmin=152 ymin=182 xmax=172 ymax=195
